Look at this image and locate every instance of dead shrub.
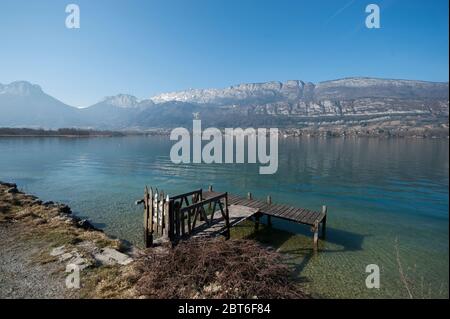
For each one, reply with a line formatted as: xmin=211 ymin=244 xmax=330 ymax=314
xmin=135 ymin=238 xmax=308 ymax=299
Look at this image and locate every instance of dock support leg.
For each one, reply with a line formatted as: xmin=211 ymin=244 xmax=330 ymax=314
xmin=313 ymin=222 xmax=319 ymax=252
xmin=143 ymin=186 xmax=153 ymax=248
xmin=224 ymin=194 xmax=231 ymax=240
xmin=321 ymin=205 xmax=327 ymax=239
xmin=266 ymin=195 xmax=272 ymax=227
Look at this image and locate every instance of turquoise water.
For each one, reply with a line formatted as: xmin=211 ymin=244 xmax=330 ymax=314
xmin=0 ymin=136 xmax=448 ymax=298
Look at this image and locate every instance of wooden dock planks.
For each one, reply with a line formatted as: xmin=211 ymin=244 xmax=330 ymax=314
xmin=139 ymin=187 xmax=327 ymax=251
xmin=192 ymin=204 xmax=259 ymax=238
xmin=203 ymin=190 xmax=326 ymax=227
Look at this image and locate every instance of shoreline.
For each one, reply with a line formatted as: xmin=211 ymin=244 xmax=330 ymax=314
xmin=0 ymin=125 xmax=448 ymax=139
xmin=0 ymin=181 xmax=308 ymax=299
xmin=0 ymin=181 xmax=139 ymax=298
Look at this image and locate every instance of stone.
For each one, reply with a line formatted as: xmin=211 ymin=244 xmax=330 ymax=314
xmin=77 ymin=219 xmax=96 ymax=230
xmin=58 ymin=204 xmax=72 ymax=215
xmin=68 ymin=255 xmax=91 ymax=270
xmin=5 ymin=187 xmax=18 ymax=194
xmin=50 ymin=245 xmax=66 ymax=257
xmin=94 ymin=248 xmax=133 ymax=266
xmin=1 ymin=182 xmax=17 ymax=188
xmin=59 ymin=252 xmax=75 ymax=262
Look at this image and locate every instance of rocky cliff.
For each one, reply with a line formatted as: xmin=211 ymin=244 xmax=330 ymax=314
xmin=0 ymin=78 xmax=448 ymax=130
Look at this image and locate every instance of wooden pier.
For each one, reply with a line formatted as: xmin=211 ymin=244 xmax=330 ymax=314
xmin=136 ymin=185 xmax=327 ymax=251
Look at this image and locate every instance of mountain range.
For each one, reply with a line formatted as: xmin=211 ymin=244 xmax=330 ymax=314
xmin=0 ymin=78 xmax=448 ymax=130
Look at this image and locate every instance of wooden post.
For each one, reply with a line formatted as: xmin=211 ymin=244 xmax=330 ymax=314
xmin=168 ymin=200 xmax=175 ymax=242
xmin=163 ymin=195 xmax=170 ymax=239
xmin=156 ymin=192 xmax=162 ymax=236
xmin=267 ymin=195 xmax=272 ymax=227
xmin=151 ymin=191 xmax=156 ymax=236
xmin=181 ymin=203 xmax=186 ymax=237
xmin=204 ymin=186 xmax=213 ymax=221
xmin=143 ymin=187 xmax=150 ymax=248
xmin=144 ymin=187 xmax=154 ymax=248
xmin=247 ymin=192 xmax=252 ymax=200
xmin=175 ymin=203 xmax=181 ymax=239
xmin=321 ymin=205 xmax=327 ymax=239
xmin=313 ymin=221 xmax=319 ymax=252
xmin=224 ymin=193 xmax=231 ymax=240
xmin=187 ymin=202 xmax=192 ymax=235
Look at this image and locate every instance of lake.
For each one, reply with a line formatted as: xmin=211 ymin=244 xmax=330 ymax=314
xmin=0 ymin=136 xmax=448 ymax=298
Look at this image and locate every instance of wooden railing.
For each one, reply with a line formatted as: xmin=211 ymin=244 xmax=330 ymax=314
xmin=136 ymin=187 xmax=230 ymax=247
xmin=173 ymin=192 xmax=230 ymax=241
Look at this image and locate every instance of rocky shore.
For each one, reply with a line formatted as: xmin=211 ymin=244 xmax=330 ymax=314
xmin=0 ymin=181 xmax=139 ymax=299
xmin=0 ymin=181 xmax=309 ymax=299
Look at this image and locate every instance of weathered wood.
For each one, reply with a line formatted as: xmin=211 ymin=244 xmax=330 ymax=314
xmin=321 ymin=205 xmax=327 ymax=239
xmin=203 ymin=190 xmax=326 ymax=227
xmin=313 ymin=221 xmax=319 ymax=251
xmin=174 ymin=205 xmax=181 ymax=238
xmin=266 ymin=195 xmax=272 ymax=227
xmin=180 ymin=201 xmax=185 ymax=236
xmin=141 ymin=187 xmax=327 ymax=250
xmin=143 ymin=187 xmax=150 ymax=247
xmin=163 ymin=195 xmax=170 ymax=238
xmin=187 ymin=205 xmax=192 ymax=234
xmin=170 ymin=189 xmax=202 ymax=201
xmin=224 ymin=194 xmax=230 ymax=239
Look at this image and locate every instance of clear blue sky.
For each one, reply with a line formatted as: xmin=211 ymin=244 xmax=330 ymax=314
xmin=0 ymin=0 xmax=448 ymax=107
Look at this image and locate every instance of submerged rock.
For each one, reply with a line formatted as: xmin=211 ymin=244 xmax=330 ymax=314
xmin=77 ymin=219 xmax=97 ymax=230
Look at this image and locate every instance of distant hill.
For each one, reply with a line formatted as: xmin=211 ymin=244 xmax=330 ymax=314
xmin=0 ymin=78 xmax=448 ymax=129
xmin=0 ymin=81 xmax=82 ymax=128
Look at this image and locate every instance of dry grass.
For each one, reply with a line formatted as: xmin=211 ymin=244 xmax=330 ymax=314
xmin=1 ymin=182 xmax=135 ymax=299
xmin=79 ymin=265 xmax=139 ymax=299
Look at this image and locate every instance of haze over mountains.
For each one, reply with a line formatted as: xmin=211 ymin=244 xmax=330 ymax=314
xmin=0 ymin=78 xmax=448 ymax=130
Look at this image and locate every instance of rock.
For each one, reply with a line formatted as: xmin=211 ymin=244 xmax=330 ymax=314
xmin=43 ymin=201 xmax=54 ymax=206
xmin=51 ymin=246 xmax=91 ymax=270
xmin=68 ymin=255 xmax=91 ymax=270
xmin=50 ymin=245 xmax=66 ymax=257
xmin=58 ymin=204 xmax=72 ymax=215
xmin=59 ymin=252 xmax=75 ymax=262
xmin=5 ymin=187 xmax=18 ymax=194
xmin=1 ymin=182 xmax=17 ymax=188
xmin=94 ymin=248 xmax=133 ymax=266
xmin=77 ymin=219 xmax=96 ymax=230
